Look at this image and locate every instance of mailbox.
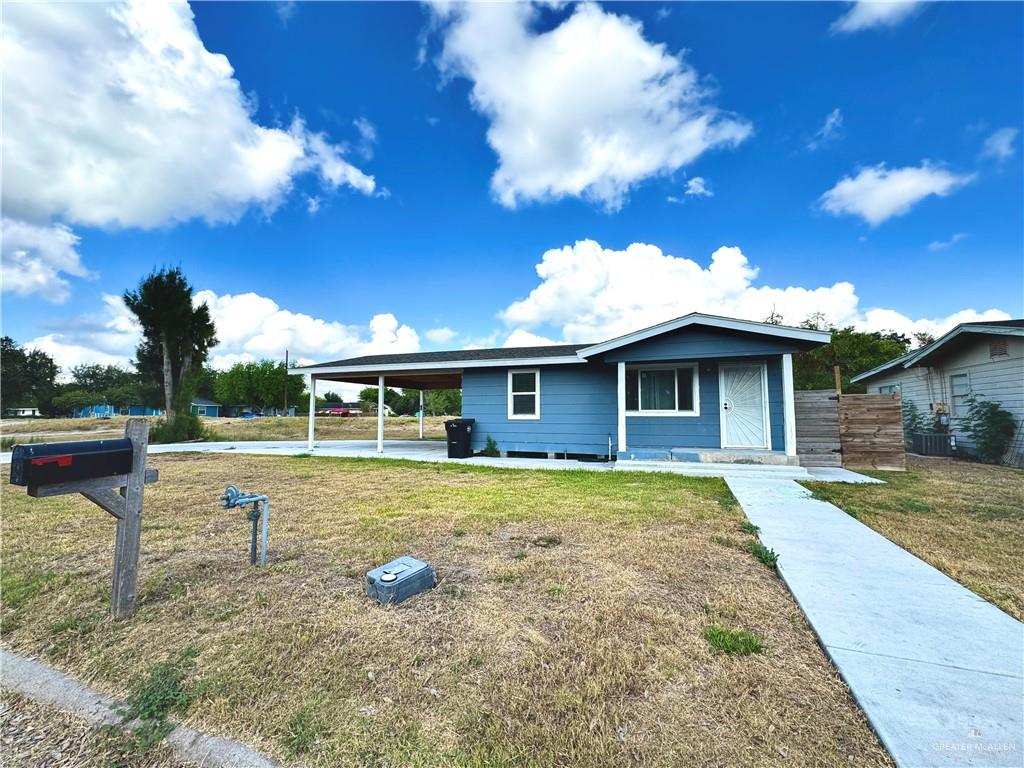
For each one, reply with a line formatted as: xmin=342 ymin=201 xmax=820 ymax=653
xmin=9 ymin=438 xmax=133 ymax=487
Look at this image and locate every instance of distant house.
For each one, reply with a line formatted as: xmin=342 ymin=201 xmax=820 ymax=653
xmin=852 ymin=320 xmax=1024 ymax=465
xmin=6 ymin=406 xmax=40 ymax=417
xmin=72 ymin=404 xmax=164 ymax=418
xmin=317 ymin=401 xmax=363 ymax=416
xmin=190 ymin=398 xmax=221 ymax=417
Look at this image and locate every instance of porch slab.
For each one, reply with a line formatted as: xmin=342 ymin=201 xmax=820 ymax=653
xmin=617 ymin=447 xmax=800 ymax=465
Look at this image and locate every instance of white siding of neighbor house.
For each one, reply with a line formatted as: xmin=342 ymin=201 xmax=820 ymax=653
xmin=868 ymin=335 xmax=1024 ymax=454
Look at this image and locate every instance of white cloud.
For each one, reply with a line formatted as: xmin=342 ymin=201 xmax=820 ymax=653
xmin=497 ymin=239 xmax=1010 ymax=343
xmin=831 ymin=2 xmax=921 ymax=33
xmin=685 ymin=177 xmax=713 ymax=197
xmin=2 ymin=1 xmax=376 ymax=297
xmin=927 ymin=233 xmax=968 ymax=252
xmin=425 ymin=327 xmax=458 ymax=345
xmin=807 ymin=108 xmax=844 ymax=151
xmin=353 ymin=117 xmax=379 ymax=161
xmin=819 ymin=162 xmax=974 ymax=227
xmin=275 ymin=1 xmax=297 ymax=26
xmin=980 ymin=127 xmax=1019 ymax=162
xmin=1 ymin=219 xmax=92 ymax=303
xmin=503 ymin=329 xmax=559 ymax=348
xmin=430 ymin=2 xmax=750 ymax=210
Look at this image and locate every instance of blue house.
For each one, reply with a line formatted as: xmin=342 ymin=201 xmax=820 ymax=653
xmin=190 ymin=398 xmax=222 ymax=417
xmin=72 ymin=404 xmax=164 ymax=418
xmin=296 ymin=313 xmax=830 ymax=463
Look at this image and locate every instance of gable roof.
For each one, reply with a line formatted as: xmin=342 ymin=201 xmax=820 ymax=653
xmin=191 ymin=397 xmax=220 ymax=407
xmin=293 ymin=312 xmax=830 ymax=377
xmin=851 ymin=319 xmax=1024 ymax=383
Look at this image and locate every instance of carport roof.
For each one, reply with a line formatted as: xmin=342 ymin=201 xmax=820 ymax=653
xmin=300 ymin=343 xmax=590 ymax=369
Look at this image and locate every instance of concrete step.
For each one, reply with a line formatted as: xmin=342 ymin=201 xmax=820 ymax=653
xmin=615 ymin=460 xmax=812 ymax=480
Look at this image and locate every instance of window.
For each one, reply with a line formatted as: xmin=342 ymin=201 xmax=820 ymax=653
xmin=625 ymin=365 xmax=699 ymax=415
xmin=878 ymin=384 xmax=900 ymax=394
xmin=949 ymin=373 xmax=970 ymax=416
xmin=508 ymin=369 xmax=540 ymax=419
xmin=197 ymin=406 xmax=207 ymax=416
xmin=990 ymin=338 xmax=1009 ymax=358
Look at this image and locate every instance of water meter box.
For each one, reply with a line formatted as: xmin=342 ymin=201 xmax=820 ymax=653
xmin=365 ymin=556 xmax=435 ymax=605
xmin=9 ymin=438 xmax=133 ymax=487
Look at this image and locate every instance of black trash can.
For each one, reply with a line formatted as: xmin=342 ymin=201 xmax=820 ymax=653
xmin=445 ymin=418 xmax=476 ymax=458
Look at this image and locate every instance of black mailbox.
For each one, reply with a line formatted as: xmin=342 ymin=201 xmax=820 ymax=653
xmin=9 ymin=439 xmax=133 ymax=487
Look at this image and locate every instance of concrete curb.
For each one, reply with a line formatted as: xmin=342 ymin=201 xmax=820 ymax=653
xmin=1 ymin=649 xmax=283 ymax=768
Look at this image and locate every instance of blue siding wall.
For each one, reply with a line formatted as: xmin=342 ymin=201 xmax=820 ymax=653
xmin=463 ymin=364 xmax=617 ymax=455
xmin=463 ymin=357 xmax=786 ymax=454
xmin=604 ymin=326 xmax=802 ymax=362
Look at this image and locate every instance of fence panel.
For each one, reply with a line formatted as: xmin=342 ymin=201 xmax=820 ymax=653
xmin=838 ymin=393 xmax=906 ymax=471
xmin=795 ymin=390 xmax=841 ymax=467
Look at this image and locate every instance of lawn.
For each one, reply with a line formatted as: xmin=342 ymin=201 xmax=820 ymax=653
xmin=1 ymin=454 xmax=891 ymax=767
xmin=1 ymin=415 xmax=448 ymax=446
xmin=804 ymin=456 xmax=1024 ymax=620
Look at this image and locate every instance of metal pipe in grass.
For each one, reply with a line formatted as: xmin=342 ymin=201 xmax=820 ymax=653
xmin=221 ymin=485 xmax=271 ymax=566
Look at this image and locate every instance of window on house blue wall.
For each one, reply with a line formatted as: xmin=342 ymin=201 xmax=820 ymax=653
xmin=625 ymin=365 xmax=699 ymax=415
xmin=508 ymin=369 xmax=540 ymax=419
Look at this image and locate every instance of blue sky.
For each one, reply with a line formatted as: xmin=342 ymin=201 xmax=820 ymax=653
xmin=2 ymin=1 xmax=1021 ymax=380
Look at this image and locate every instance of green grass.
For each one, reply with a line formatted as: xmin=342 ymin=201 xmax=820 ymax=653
xmin=744 ymin=540 xmax=779 ymax=569
xmin=283 ymin=707 xmax=328 ymax=758
xmin=703 ymin=625 xmax=765 ymax=655
xmin=112 ymin=647 xmax=198 ymax=751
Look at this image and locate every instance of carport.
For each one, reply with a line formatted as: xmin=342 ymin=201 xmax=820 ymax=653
xmin=294 ymin=356 xmax=463 ymax=453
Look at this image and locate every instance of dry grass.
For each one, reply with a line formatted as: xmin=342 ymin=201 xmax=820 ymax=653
xmin=0 ymin=691 xmax=194 ymax=767
xmin=207 ymin=415 xmax=448 ymax=442
xmin=2 ymin=454 xmax=891 ymax=767
xmin=804 ymin=456 xmax=1024 ymax=620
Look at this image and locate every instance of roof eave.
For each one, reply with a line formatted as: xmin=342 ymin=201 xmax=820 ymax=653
xmin=293 ymin=355 xmax=588 ymax=376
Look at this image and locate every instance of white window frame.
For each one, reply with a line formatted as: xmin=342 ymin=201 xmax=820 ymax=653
xmin=625 ymin=363 xmax=700 ymax=417
xmin=197 ymin=405 xmax=207 ymax=416
xmin=878 ymin=384 xmax=900 ymax=394
xmin=949 ymin=372 xmax=970 ymax=417
xmin=507 ymin=368 xmax=541 ymax=420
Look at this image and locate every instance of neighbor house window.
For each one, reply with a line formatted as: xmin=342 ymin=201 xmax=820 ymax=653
xmin=878 ymin=384 xmax=900 ymax=394
xmin=949 ymin=373 xmax=970 ymax=416
xmin=197 ymin=406 xmax=207 ymax=416
xmin=508 ymin=369 xmax=540 ymax=419
xmin=625 ymin=365 xmax=699 ymax=415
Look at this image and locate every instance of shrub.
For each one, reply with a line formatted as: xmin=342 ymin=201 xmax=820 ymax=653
xmin=957 ymin=392 xmax=1017 ymax=463
xmin=149 ymin=412 xmax=207 ymax=444
xmin=704 ymin=624 xmax=764 ymax=655
xmin=481 ymin=434 xmax=500 ymax=457
xmin=745 ymin=540 xmax=779 ymax=569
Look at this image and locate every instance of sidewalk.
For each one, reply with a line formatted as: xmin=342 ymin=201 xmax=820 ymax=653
xmin=725 ymin=477 xmax=1024 ymax=768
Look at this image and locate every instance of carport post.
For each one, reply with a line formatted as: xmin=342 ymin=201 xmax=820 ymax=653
xmin=418 ymin=390 xmax=424 ymax=439
xmin=307 ymin=375 xmax=316 ymax=451
xmin=782 ymin=353 xmax=797 ymax=457
xmin=377 ymin=374 xmax=385 ymax=453
xmin=617 ymin=361 xmax=627 ymax=452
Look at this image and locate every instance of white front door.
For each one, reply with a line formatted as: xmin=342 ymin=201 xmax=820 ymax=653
xmin=719 ymin=363 xmax=769 ymax=449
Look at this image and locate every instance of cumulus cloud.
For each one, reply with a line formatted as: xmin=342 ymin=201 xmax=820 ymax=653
xmin=685 ymin=177 xmax=713 ymax=197
xmin=980 ymin=127 xmax=1019 ymax=162
xmin=1 ymin=219 xmax=92 ymax=303
xmin=497 ymin=239 xmax=1009 ymax=344
xmin=831 ymin=1 xmax=921 ymax=33
xmin=2 ymin=1 xmax=375 ymax=299
xmin=24 ymin=289 xmax=420 ymax=383
xmin=807 ymin=108 xmax=844 ymax=151
xmin=430 ymin=2 xmax=750 ymax=210
xmin=425 ymin=327 xmax=458 ymax=345
xmin=503 ymin=329 xmax=559 ymax=348
xmin=927 ymin=233 xmax=968 ymax=252
xmin=819 ymin=162 xmax=974 ymax=227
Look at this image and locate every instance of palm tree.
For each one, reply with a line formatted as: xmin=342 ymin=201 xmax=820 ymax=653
xmin=124 ymin=268 xmax=217 ymax=421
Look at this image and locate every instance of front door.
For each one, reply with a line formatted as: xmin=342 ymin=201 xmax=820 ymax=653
xmin=719 ymin=363 xmax=769 ymax=449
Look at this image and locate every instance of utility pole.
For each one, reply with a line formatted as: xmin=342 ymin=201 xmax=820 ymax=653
xmin=284 ymin=349 xmax=289 ymax=416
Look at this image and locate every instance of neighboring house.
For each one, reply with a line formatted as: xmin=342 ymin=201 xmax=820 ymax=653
xmin=296 ymin=313 xmax=830 ymax=462
xmin=72 ymin=404 xmax=164 ymax=418
xmin=851 ymin=320 xmax=1024 ymax=463
xmin=190 ymin=398 xmax=221 ymax=417
xmin=6 ymin=406 xmax=40 ymax=417
xmin=317 ymin=401 xmax=363 ymax=416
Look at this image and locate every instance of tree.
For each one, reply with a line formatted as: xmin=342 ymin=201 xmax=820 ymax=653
xmin=1 ymin=337 xmax=59 ymax=414
xmin=424 ymin=389 xmax=461 ymax=416
xmin=793 ymin=324 xmax=909 ymax=393
xmin=213 ymin=360 xmax=304 ymax=411
xmin=323 ymin=391 xmax=343 ymax=402
xmin=958 ymin=393 xmax=1017 ymax=463
xmin=69 ymin=364 xmax=136 ymax=393
xmin=51 ymin=390 xmax=106 ymax=414
xmin=912 ymin=331 xmax=936 ymax=348
xmin=123 ymin=268 xmax=217 ymax=420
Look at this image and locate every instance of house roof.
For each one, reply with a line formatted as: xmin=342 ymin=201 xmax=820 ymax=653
xmin=191 ymin=397 xmax=220 ymax=406
xmin=851 ymin=319 xmax=1024 ymax=383
xmin=293 ymin=313 xmax=830 ymax=384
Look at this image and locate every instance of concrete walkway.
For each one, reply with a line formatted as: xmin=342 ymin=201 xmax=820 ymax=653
xmin=726 ymin=477 xmax=1024 ymax=768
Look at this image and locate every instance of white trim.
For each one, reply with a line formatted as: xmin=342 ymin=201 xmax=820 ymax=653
xmin=307 ymin=375 xmax=316 ymax=450
xmin=578 ymin=313 xmax=830 ymax=358
xmin=624 ymin=362 xmax=700 ymax=417
xmin=949 ymin=371 xmax=970 ymax=417
xmin=718 ymin=362 xmax=771 ymax=450
xmin=377 ymin=374 xmax=385 ymax=453
xmin=292 ymin=355 xmax=584 ymax=376
xmin=418 ymin=389 xmax=424 ymax=439
xmin=617 ymin=361 xmax=626 ymax=452
xmin=781 ymin=353 xmax=796 ymax=457
xmin=507 ymin=368 xmax=541 ymax=420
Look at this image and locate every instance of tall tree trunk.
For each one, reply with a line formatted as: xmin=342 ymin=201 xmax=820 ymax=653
xmin=161 ymin=333 xmax=175 ymax=421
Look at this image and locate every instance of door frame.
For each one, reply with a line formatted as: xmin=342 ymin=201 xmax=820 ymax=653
xmin=718 ymin=362 xmax=771 ymax=450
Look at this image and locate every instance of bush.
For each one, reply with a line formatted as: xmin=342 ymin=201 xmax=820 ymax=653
xmin=957 ymin=393 xmax=1017 ymax=463
xmin=149 ymin=412 xmax=207 ymax=444
xmin=481 ymin=434 xmax=500 ymax=457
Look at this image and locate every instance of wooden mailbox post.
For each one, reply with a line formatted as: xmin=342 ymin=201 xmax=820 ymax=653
xmin=16 ymin=418 xmax=158 ymax=618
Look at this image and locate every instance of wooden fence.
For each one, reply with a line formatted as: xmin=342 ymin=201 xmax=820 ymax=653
xmin=795 ymin=390 xmax=906 ymax=470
